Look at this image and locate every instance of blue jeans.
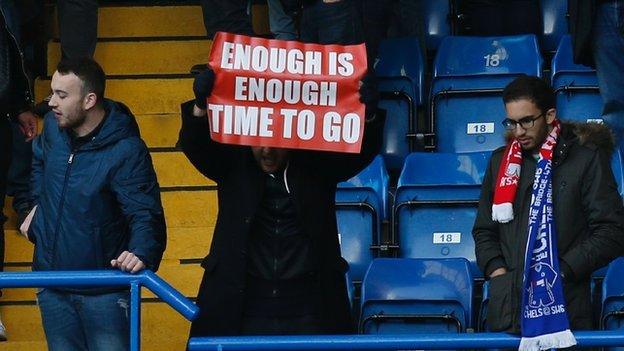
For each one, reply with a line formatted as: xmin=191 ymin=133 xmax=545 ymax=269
xmin=299 ymin=0 xmax=363 ymax=45
xmin=268 ymin=0 xmax=297 ymax=40
xmin=37 ymin=289 xmax=130 ymax=351
xmin=593 ymin=0 xmax=624 ymax=146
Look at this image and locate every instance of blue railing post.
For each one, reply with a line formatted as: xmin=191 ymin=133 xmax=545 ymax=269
xmin=130 ymin=281 xmax=141 ymax=351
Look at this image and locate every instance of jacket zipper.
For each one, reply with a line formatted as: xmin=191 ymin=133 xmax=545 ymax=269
xmin=49 ymin=151 xmax=76 ymax=267
xmin=0 ymin=9 xmax=34 ymax=106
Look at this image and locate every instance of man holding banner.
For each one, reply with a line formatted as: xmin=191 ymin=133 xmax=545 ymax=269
xmin=473 ymin=76 xmax=624 ymax=350
xmin=179 ymin=32 xmax=384 ymax=336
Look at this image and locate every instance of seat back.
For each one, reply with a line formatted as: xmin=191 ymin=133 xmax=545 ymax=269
xmin=552 ymin=35 xmax=603 ymax=123
xmin=395 ymin=152 xmax=489 ymax=278
xmin=336 ymin=156 xmax=389 ymax=283
xmin=422 ymin=0 xmax=452 ymax=51
xmin=540 ymin=0 xmax=568 ymax=53
xmin=601 ymin=257 xmax=624 ymax=344
xmin=431 ymin=34 xmax=543 ymax=153
xmin=360 ymin=258 xmax=474 ymax=334
xmin=375 ymin=37 xmax=425 ymax=171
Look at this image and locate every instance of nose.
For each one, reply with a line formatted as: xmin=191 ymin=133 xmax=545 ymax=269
xmin=261 ymin=147 xmax=274 ymax=156
xmin=48 ymin=94 xmax=57 ymax=108
xmin=513 ymin=124 xmax=526 ymax=137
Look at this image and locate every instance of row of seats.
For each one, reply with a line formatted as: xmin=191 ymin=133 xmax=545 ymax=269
xmin=376 ymin=34 xmax=606 ymax=171
xmin=336 ymin=150 xmax=624 ymax=284
xmin=358 ymin=257 xmax=624 ymax=342
xmin=421 ymin=0 xmax=568 ymax=52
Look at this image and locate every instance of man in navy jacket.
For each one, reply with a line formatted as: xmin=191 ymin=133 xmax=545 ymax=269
xmin=21 ymin=58 xmax=166 ymax=351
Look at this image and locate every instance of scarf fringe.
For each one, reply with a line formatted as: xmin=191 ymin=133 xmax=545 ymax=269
xmin=492 ymin=202 xmax=514 ymax=223
xmin=519 ymin=330 xmax=577 ymax=351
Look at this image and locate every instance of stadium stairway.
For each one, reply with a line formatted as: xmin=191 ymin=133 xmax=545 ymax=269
xmin=1 ymin=2 xmax=270 ymax=350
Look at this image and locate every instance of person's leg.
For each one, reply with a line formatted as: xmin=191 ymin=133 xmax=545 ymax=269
xmin=503 ymin=0 xmax=541 ymax=36
xmin=56 ymin=0 xmax=98 ymax=59
xmin=0 ymin=118 xmax=11 ymax=341
xmin=360 ymin=0 xmax=394 ymax=63
xmin=301 ymin=0 xmax=364 ymax=45
xmin=79 ymin=291 xmax=130 ymax=351
xmin=37 ymin=289 xmax=88 ymax=351
xmin=199 ymin=0 xmax=255 ymax=38
xmin=268 ymin=0 xmax=298 ymax=40
xmin=593 ymin=1 xmax=624 ymax=146
xmin=7 ymin=121 xmax=33 ymax=225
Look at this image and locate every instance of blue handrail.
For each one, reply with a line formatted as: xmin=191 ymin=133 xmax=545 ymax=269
xmin=188 ymin=331 xmax=624 ymax=351
xmin=0 ymin=270 xmax=199 ymax=350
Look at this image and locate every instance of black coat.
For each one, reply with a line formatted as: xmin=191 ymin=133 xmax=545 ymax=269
xmin=568 ymin=0 xmax=597 ymax=67
xmin=178 ymin=101 xmax=385 ymax=336
xmin=473 ymin=122 xmax=624 ymax=333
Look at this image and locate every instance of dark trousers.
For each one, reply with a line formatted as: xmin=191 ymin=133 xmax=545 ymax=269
xmin=241 ymin=314 xmax=323 ymax=335
xmin=57 ymin=0 xmax=98 ymax=59
xmin=299 ymin=0 xmax=364 ymax=45
xmin=7 ymin=121 xmax=33 ymax=215
xmin=199 ymin=0 xmax=255 ymax=38
xmin=457 ymin=0 xmax=541 ymax=36
xmin=0 ymin=117 xmax=13 ymax=274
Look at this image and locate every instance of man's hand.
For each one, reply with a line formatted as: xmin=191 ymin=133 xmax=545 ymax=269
xmin=111 ymin=251 xmax=145 ymax=274
xmin=16 ymin=111 xmax=38 ymax=142
xmin=193 ymin=67 xmax=216 ymax=114
xmin=489 ymin=267 xmax=508 ymax=278
xmin=19 ymin=205 xmax=37 ymax=238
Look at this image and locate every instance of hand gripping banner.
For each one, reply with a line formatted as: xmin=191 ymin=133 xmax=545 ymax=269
xmin=206 ymin=32 xmax=368 ymax=153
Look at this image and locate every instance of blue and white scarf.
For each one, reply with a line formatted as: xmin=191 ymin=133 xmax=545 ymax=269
xmin=494 ymin=120 xmax=577 ymax=350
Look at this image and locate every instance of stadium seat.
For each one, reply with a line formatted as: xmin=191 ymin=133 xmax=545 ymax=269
xmin=601 ymin=257 xmax=624 ymax=342
xmin=431 ymin=34 xmax=543 ymax=153
xmin=552 ymin=35 xmax=603 ymax=123
xmin=375 ymin=37 xmax=425 ymax=172
xmin=540 ymin=0 xmax=568 ymax=53
xmin=359 ymin=258 xmax=474 ymax=334
xmin=394 ymin=152 xmax=489 ymax=278
xmin=336 ymin=155 xmax=389 ymax=283
xmin=421 ymin=0 xmax=452 ymax=51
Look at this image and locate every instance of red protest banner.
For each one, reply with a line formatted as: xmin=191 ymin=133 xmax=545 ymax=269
xmin=206 ymin=32 xmax=367 ymax=153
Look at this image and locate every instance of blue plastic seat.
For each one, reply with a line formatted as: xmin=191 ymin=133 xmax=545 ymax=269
xmin=336 ymin=156 xmax=389 ymax=283
xmin=552 ymin=35 xmax=603 ymax=123
xmin=360 ymin=258 xmax=474 ymax=334
xmin=540 ymin=0 xmax=568 ymax=53
xmin=422 ymin=0 xmax=452 ymax=51
xmin=431 ymin=34 xmax=543 ymax=153
xmin=375 ymin=37 xmax=425 ymax=172
xmin=394 ymin=152 xmax=489 ymax=278
xmin=601 ymin=257 xmax=624 ymax=344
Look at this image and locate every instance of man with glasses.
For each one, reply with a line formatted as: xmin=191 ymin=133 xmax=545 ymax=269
xmin=473 ymin=75 xmax=624 ymax=338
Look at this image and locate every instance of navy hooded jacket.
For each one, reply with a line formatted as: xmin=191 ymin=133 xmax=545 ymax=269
xmin=29 ymin=100 xmax=166 ymax=273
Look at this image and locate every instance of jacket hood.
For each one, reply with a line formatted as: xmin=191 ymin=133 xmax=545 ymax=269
xmin=59 ymin=99 xmax=141 ymax=150
xmin=504 ymin=120 xmax=616 ymax=157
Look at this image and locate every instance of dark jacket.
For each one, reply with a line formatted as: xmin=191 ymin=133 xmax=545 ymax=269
xmin=179 ymin=101 xmax=385 ymax=336
xmin=569 ymin=0 xmax=596 ymax=67
xmin=29 ymin=100 xmax=167 ymax=274
xmin=0 ymin=0 xmax=33 ymax=118
xmin=473 ymin=122 xmax=624 ymax=333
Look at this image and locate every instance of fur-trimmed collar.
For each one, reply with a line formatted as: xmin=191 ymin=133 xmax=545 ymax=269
xmin=504 ymin=120 xmax=616 ymax=157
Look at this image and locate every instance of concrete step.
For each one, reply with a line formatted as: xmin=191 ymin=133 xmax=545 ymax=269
xmin=136 ymin=114 xmax=180 ymax=148
xmin=3 ymin=224 xmax=212 ymax=265
xmin=3 ymin=189 xmax=218 ymax=230
xmin=152 ymin=151 xmax=213 ymax=188
xmin=0 ymin=260 xmax=204 ymax=302
xmin=47 ymin=39 xmax=212 ymax=76
xmin=50 ymin=5 xmax=269 ymax=39
xmin=0 ymin=341 xmax=47 ymax=350
xmin=35 ymin=77 xmax=193 ymax=115
xmin=0 ymin=301 xmax=191 ymax=349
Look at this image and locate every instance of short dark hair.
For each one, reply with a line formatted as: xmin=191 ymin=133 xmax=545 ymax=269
xmin=57 ymin=57 xmax=106 ymax=106
xmin=502 ymin=75 xmax=555 ymax=114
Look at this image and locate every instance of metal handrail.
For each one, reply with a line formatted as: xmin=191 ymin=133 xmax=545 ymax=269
xmin=188 ymin=330 xmax=624 ymax=350
xmin=0 ymin=270 xmax=199 ymax=350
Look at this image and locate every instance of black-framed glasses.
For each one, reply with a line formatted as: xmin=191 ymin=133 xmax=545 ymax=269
xmin=501 ymin=113 xmax=545 ymax=131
